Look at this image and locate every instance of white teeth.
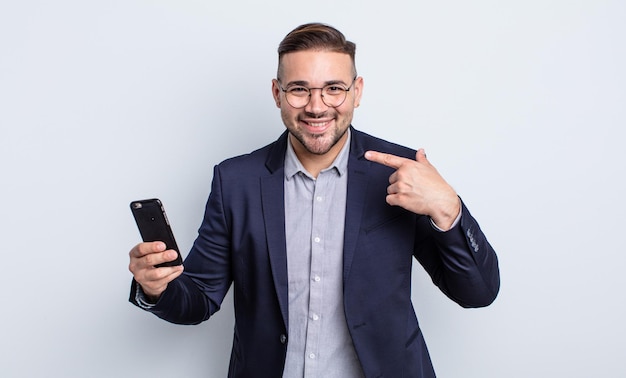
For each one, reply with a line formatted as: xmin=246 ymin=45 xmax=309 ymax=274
xmin=309 ymin=122 xmax=328 ymax=127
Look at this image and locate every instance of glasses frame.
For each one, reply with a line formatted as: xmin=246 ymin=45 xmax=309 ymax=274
xmin=278 ymin=76 xmax=358 ymax=109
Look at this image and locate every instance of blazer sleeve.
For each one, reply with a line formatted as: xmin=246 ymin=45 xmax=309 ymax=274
xmin=129 ymin=165 xmax=232 ymax=324
xmin=414 ymin=198 xmax=500 ymax=308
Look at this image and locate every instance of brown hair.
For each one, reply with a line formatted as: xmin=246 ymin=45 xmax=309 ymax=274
xmin=277 ymin=23 xmax=357 ymax=79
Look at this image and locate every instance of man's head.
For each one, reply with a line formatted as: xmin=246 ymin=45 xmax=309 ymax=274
xmin=272 ymin=23 xmax=363 ymax=161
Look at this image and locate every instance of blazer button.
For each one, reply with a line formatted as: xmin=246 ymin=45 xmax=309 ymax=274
xmin=280 ymin=334 xmax=287 ymax=344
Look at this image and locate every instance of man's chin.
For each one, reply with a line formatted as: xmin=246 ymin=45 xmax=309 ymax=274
xmin=302 ymin=129 xmax=349 ymax=155
xmin=303 ymin=143 xmax=333 ymax=156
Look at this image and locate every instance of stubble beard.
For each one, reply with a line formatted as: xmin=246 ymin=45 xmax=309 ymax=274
xmin=282 ymin=110 xmax=352 ymax=156
xmin=293 ymin=127 xmax=346 ymax=155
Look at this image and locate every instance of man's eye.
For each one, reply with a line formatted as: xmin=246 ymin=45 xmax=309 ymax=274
xmin=288 ymin=87 xmax=309 ymax=94
xmin=325 ymin=86 xmax=345 ymax=94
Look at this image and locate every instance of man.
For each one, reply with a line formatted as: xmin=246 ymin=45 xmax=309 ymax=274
xmin=129 ymin=23 xmax=500 ymax=378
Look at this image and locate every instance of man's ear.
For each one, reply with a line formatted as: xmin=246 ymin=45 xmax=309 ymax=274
xmin=271 ymin=79 xmax=281 ymax=108
xmin=353 ymin=76 xmax=364 ymax=108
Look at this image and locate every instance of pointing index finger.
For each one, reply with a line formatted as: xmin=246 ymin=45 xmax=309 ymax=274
xmin=364 ymin=150 xmax=408 ymax=169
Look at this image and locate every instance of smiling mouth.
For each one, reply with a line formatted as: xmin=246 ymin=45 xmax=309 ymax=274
xmin=307 ymin=121 xmax=330 ymax=127
xmin=301 ymin=119 xmax=332 ymax=135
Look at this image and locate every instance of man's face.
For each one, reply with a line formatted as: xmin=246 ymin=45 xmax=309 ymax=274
xmin=272 ymin=50 xmax=363 ymax=158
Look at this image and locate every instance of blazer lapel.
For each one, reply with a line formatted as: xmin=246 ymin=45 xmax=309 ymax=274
xmin=261 ymin=131 xmax=289 ymax=328
xmin=343 ymin=128 xmax=371 ymax=283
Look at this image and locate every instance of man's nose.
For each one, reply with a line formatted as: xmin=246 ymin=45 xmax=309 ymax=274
xmin=306 ymin=88 xmax=328 ymax=111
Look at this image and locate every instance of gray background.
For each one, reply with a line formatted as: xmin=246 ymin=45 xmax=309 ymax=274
xmin=1 ymin=1 xmax=624 ymax=377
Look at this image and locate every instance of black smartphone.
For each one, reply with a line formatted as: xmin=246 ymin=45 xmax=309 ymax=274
xmin=130 ymin=198 xmax=183 ymax=267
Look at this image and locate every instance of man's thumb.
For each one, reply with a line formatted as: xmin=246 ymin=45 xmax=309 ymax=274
xmin=416 ymin=148 xmax=428 ymax=163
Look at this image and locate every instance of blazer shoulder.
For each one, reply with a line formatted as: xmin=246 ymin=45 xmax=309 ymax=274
xmin=351 ymin=127 xmax=417 ymax=160
xmin=216 ymin=131 xmax=288 ymax=174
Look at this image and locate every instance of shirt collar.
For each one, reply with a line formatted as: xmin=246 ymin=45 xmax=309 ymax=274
xmin=285 ymin=129 xmax=351 ymax=180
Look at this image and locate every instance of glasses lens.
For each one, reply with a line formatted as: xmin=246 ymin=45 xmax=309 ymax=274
xmin=285 ymin=87 xmax=310 ymax=108
xmin=321 ymin=85 xmax=348 ymax=107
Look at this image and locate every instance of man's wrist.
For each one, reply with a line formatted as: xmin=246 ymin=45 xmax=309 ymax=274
xmin=135 ymin=283 xmax=159 ymax=309
xmin=430 ymin=198 xmax=462 ymax=232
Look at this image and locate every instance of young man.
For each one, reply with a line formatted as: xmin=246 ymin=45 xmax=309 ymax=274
xmin=129 ymin=23 xmax=500 ymax=378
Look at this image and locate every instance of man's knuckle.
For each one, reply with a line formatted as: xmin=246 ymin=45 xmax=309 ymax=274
xmin=144 ymin=254 xmax=156 ymax=266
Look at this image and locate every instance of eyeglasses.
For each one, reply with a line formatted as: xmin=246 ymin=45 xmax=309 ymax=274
xmin=278 ymin=76 xmax=357 ymax=109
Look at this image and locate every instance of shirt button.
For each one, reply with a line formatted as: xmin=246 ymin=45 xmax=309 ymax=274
xmin=316 ymin=196 xmax=323 ymax=202
xmin=309 ymin=353 xmax=316 ymax=359
xmin=312 ymin=314 xmax=319 ymax=321
xmin=280 ymin=334 xmax=287 ymax=344
xmin=313 ymin=276 xmax=321 ymax=282
xmin=314 ymin=237 xmax=321 ymax=243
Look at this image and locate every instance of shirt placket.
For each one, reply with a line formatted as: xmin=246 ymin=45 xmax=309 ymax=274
xmin=303 ymin=173 xmax=330 ymax=378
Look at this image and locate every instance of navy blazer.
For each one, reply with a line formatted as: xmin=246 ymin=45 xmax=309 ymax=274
xmin=130 ymin=127 xmax=500 ymax=378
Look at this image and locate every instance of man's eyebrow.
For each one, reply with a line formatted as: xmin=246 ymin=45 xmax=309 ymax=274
xmin=284 ymin=80 xmax=309 ymax=87
xmin=324 ymin=79 xmax=350 ymax=86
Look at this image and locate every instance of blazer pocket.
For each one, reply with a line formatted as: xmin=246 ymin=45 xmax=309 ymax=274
xmin=363 ymin=210 xmax=409 ymax=235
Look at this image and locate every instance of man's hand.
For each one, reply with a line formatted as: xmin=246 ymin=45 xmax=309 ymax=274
xmin=128 ymin=242 xmax=184 ymax=302
xmin=364 ymin=148 xmax=461 ymax=231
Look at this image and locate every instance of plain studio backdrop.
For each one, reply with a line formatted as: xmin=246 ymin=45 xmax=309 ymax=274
xmin=1 ymin=1 xmax=624 ymax=377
